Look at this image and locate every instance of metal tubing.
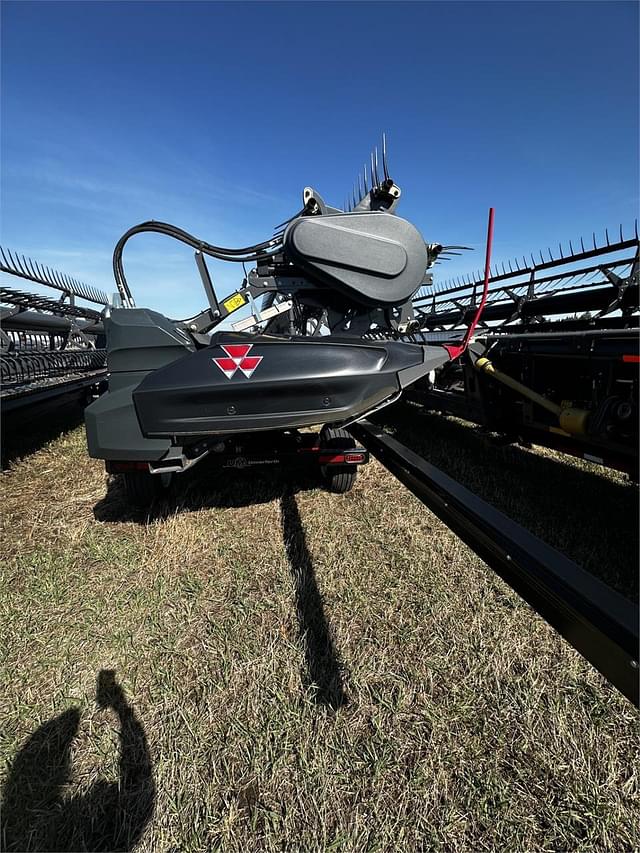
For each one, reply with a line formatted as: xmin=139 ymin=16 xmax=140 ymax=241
xmin=1 ymin=310 xmax=103 ymax=336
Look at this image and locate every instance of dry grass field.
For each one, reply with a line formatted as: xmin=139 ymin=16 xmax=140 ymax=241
xmin=1 ymin=407 xmax=638 ymax=852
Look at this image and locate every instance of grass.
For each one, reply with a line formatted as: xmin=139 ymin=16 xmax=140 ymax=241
xmin=0 ymin=411 xmax=638 ymax=852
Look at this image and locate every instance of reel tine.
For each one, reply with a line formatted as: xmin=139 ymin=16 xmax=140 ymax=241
xmin=374 ymin=146 xmax=380 ymax=186
xmin=5 ymin=248 xmax=19 ymax=273
xmin=273 ymin=208 xmax=305 ymax=230
xmin=40 ymin=263 xmax=52 ymax=285
xmin=23 ymin=256 xmax=36 ymax=280
xmin=370 ymin=150 xmax=376 ymax=189
xmin=16 ymin=253 xmax=28 ymax=276
xmin=382 ymin=132 xmax=390 ymax=181
xmin=47 ymin=267 xmax=59 ymax=288
xmin=363 ymin=163 xmax=369 ymax=193
xmin=26 ymin=257 xmax=39 ymax=279
xmin=33 ymin=260 xmax=46 ymax=282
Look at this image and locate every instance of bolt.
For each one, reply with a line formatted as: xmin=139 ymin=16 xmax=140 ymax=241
xmin=189 ymin=323 xmax=197 ymax=331
xmin=227 ymin=405 xmax=236 ymax=415
xmin=322 ymin=397 xmax=331 ymax=407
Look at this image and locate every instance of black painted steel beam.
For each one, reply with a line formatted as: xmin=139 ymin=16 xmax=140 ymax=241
xmin=350 ymin=420 xmax=639 ymax=706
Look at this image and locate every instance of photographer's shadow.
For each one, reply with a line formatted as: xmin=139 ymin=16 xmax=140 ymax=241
xmin=1 ymin=671 xmax=155 ymax=853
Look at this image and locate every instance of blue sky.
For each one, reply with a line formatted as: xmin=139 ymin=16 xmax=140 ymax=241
xmin=1 ymin=1 xmax=638 ymax=318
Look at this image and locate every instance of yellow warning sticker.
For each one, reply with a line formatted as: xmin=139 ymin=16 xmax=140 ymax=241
xmin=223 ymin=293 xmax=246 ymax=313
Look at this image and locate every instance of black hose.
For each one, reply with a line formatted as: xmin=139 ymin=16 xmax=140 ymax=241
xmin=112 ymin=220 xmax=284 ymax=304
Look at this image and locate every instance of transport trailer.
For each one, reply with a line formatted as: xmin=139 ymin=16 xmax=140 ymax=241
xmin=86 ymin=140 xmax=489 ymax=506
xmin=106 ymin=426 xmax=369 ymax=503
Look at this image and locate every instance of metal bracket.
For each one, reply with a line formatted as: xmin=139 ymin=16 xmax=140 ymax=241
xmin=194 ymin=251 xmax=221 ymax=317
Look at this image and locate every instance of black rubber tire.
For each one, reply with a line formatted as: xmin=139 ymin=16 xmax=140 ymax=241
xmin=122 ymin=470 xmax=172 ymax=507
xmin=319 ymin=426 xmax=358 ymax=494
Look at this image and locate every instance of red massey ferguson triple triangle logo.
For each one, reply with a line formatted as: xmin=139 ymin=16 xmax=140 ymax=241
xmin=212 ymin=344 xmax=263 ymax=379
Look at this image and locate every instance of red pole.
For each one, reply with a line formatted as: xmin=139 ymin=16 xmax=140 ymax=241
xmin=444 ymin=206 xmax=495 ymax=360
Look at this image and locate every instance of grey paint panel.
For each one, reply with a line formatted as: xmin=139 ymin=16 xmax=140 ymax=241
xmin=85 ymin=377 xmax=171 ymax=461
xmin=284 ymin=213 xmax=427 ymax=307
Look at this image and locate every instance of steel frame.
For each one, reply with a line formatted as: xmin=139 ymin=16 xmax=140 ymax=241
xmin=412 ymin=228 xmax=638 ymax=333
xmin=1 ymin=247 xmax=108 ymax=422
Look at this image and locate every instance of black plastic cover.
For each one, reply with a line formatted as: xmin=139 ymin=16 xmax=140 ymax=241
xmin=133 ymin=332 xmax=439 ymax=437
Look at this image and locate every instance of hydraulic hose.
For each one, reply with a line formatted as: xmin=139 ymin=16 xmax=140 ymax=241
xmin=112 ymin=220 xmax=284 ymax=305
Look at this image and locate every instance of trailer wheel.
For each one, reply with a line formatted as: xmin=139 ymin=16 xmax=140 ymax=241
xmin=122 ymin=470 xmax=172 ymax=507
xmin=319 ymin=426 xmax=357 ymax=494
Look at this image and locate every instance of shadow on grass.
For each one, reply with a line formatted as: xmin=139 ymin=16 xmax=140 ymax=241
xmin=93 ymin=457 xmax=321 ymax=524
xmin=378 ymin=402 xmax=639 ymax=601
xmin=1 ymin=404 xmax=85 ymax=470
xmin=280 ymin=491 xmax=348 ymax=711
xmin=1 ymin=671 xmax=155 ymax=853
xmin=93 ymin=468 xmax=348 ymax=709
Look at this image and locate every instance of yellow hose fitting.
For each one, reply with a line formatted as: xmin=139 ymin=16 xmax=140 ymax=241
xmin=475 ymin=357 xmax=493 ymax=374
